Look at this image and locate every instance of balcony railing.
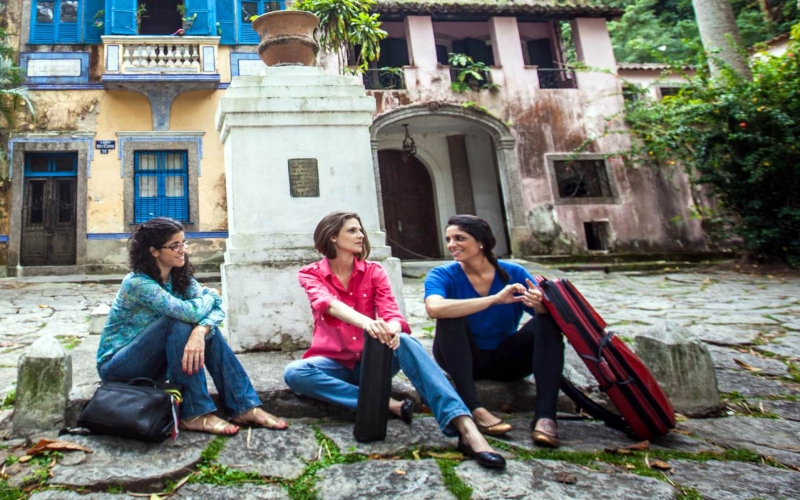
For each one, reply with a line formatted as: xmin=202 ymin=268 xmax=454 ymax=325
xmin=362 ymin=68 xmax=406 ymax=90
xmin=102 ymin=36 xmax=220 ymax=75
xmin=537 ymin=68 xmax=578 ymax=89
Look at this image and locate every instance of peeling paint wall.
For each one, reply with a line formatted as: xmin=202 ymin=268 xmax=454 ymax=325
xmin=369 ymin=15 xmax=707 ymax=256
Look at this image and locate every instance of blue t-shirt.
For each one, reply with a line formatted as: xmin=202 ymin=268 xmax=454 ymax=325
xmin=424 ymin=261 xmax=537 ymax=350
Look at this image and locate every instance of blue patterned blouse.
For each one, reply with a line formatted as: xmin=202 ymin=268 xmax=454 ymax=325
xmin=96 ymin=272 xmax=224 ymax=368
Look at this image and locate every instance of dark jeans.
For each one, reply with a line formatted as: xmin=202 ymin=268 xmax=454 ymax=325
xmin=432 ymin=314 xmax=565 ymax=421
xmin=98 ymin=317 xmax=262 ymax=420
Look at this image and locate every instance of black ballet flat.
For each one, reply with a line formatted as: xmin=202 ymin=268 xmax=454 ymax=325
xmin=400 ymin=399 xmax=414 ymax=425
xmin=457 ymin=437 xmax=506 ymax=470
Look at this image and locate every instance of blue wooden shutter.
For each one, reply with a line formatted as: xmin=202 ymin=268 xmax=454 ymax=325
xmin=161 ymin=152 xmax=189 ymax=222
xmin=238 ymin=1 xmax=259 ymax=44
xmin=185 ymin=0 xmax=214 ymax=36
xmin=56 ymin=0 xmax=80 ymax=43
xmin=215 ymin=0 xmax=235 ymax=44
xmin=82 ymin=0 xmax=105 ymax=43
xmin=110 ymin=0 xmax=137 ymax=35
xmin=31 ymin=0 xmax=56 ymax=44
xmin=134 ymin=152 xmax=189 ymax=223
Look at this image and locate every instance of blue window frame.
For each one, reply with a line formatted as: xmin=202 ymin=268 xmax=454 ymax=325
xmin=24 ymin=153 xmax=78 ymax=177
xmin=134 ymin=151 xmax=189 ymax=223
xmin=238 ymin=0 xmax=285 ymax=44
xmin=30 ymin=0 xmax=81 ymax=44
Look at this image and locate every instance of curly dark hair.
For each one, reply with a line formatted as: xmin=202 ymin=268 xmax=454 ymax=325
xmin=128 ymin=217 xmax=194 ymax=295
xmin=447 ymin=214 xmax=510 ymax=283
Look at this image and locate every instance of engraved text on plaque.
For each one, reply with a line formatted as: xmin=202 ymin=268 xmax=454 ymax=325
xmin=288 ymin=159 xmax=320 ymax=197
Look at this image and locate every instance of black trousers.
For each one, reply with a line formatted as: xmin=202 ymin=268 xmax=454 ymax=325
xmin=432 ymin=314 xmax=565 ymax=421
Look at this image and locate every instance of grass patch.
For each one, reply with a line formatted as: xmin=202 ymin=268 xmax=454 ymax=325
xmin=286 ymin=427 xmax=367 ymax=500
xmin=436 ymin=459 xmax=472 ymax=500
xmin=55 ymin=336 xmax=82 ymax=350
xmin=190 ymin=436 xmax=265 ymax=487
xmin=785 ymin=362 xmax=800 ymax=384
xmin=676 ymin=485 xmax=704 ymax=500
xmin=488 ymin=439 xmax=764 ymax=482
xmin=1 ymin=390 xmax=15 ymax=410
xmin=0 ymin=481 xmax=25 ymax=500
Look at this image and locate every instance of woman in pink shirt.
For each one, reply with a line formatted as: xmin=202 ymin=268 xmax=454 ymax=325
xmin=284 ymin=211 xmax=505 ymax=469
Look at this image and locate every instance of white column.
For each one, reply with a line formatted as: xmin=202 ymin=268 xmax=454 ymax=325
xmin=217 ymin=66 xmax=405 ymax=351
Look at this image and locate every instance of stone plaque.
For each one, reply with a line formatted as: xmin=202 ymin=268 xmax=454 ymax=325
xmin=27 ymin=59 xmax=82 ymax=77
xmin=288 ymin=159 xmax=320 ymax=197
xmin=238 ymin=59 xmax=264 ymax=76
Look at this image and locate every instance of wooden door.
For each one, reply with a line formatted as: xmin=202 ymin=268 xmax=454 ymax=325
xmin=21 ymin=177 xmax=77 ymax=266
xmin=378 ymin=150 xmax=440 ymax=259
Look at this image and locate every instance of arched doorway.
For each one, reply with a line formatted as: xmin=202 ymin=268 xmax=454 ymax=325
xmin=372 ymin=105 xmax=525 ymax=256
xmin=378 ymin=150 xmax=441 ymax=259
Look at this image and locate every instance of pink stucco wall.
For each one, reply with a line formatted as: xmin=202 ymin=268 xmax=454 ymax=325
xmin=370 ymin=15 xmax=707 ymax=255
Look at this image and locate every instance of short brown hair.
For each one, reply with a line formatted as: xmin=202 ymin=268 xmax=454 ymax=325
xmin=313 ymin=211 xmax=371 ymax=260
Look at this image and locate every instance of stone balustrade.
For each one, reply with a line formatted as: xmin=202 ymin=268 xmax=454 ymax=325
xmin=102 ymin=36 xmax=220 ymax=75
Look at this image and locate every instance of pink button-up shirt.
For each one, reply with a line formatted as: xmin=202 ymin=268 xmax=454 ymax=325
xmin=298 ymin=257 xmax=410 ymax=368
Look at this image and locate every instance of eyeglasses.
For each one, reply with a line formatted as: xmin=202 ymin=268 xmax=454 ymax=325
xmin=162 ymin=240 xmax=189 ymax=252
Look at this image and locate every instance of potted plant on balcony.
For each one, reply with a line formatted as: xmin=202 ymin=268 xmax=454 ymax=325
xmin=291 ymin=0 xmax=386 ymax=73
xmin=448 ymin=53 xmax=498 ymax=92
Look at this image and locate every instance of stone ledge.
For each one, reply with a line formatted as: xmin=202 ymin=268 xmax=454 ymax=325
xmin=68 ymin=338 xmax=582 ymax=425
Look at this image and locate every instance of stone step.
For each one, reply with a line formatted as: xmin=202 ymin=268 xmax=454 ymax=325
xmin=67 ymin=336 xmax=583 ymax=427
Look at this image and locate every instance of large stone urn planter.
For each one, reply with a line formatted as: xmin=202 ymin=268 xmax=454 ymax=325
xmin=252 ymin=10 xmax=320 ymax=67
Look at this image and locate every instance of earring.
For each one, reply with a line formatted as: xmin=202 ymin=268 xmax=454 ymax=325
xmin=480 ymin=245 xmax=484 ymax=249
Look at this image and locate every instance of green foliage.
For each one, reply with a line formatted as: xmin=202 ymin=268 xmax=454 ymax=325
xmin=436 ymin=459 xmax=473 ymax=500
xmin=607 ymin=0 xmax=701 ymax=63
xmin=0 ymin=482 xmax=24 ymax=500
xmin=623 ymin=26 xmax=800 ymax=266
xmin=606 ymin=0 xmax=799 ymax=63
xmin=1 ymin=389 xmax=15 ymax=410
xmin=56 ymin=336 xmax=82 ymax=350
xmin=92 ymin=9 xmax=104 ymax=29
xmin=448 ymin=53 xmax=498 ymax=92
xmin=287 ymin=427 xmax=367 ymax=499
xmin=191 ymin=436 xmax=265 ymax=486
xmin=0 ymin=29 xmax=34 ymax=128
xmin=292 ymin=0 xmax=387 ymax=73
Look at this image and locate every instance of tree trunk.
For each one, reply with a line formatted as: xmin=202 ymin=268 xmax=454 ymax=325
xmin=691 ymin=0 xmax=752 ymax=79
xmin=757 ymin=0 xmax=771 ymax=23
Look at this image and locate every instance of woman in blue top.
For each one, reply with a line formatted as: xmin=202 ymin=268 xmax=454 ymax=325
xmin=97 ymin=217 xmax=287 ymax=435
xmin=424 ymin=215 xmax=565 ymax=447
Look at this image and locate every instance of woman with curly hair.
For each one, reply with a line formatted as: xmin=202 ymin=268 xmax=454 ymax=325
xmin=97 ymin=217 xmax=287 ymax=435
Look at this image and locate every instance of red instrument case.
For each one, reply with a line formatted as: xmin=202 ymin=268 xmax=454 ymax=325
xmin=536 ymin=276 xmax=676 ymax=439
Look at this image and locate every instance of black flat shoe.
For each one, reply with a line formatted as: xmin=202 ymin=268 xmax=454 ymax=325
xmin=457 ymin=437 xmax=506 ymax=470
xmin=400 ymin=399 xmax=414 ymax=425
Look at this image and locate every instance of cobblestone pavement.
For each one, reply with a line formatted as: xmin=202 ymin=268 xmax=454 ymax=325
xmin=0 ymin=264 xmax=799 ymax=499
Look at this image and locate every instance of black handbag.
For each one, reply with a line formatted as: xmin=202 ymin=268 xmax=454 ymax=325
xmin=353 ymin=332 xmax=394 ymax=442
xmin=77 ymin=378 xmax=183 ymax=442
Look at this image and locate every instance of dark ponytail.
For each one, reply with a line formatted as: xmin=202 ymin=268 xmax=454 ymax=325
xmin=447 ymin=214 xmax=510 ymax=283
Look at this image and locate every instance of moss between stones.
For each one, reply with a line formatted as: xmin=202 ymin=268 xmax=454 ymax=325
xmin=436 ymin=458 xmax=473 ymax=500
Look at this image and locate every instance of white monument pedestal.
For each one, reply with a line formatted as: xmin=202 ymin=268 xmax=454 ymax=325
xmin=216 ymin=66 xmax=404 ymax=352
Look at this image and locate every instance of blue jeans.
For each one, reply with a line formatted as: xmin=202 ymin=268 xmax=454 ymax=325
xmin=284 ymin=334 xmax=469 ymax=436
xmin=98 ymin=317 xmax=262 ymax=420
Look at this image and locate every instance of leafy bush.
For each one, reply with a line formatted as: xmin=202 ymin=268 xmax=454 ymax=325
xmin=448 ymin=53 xmax=498 ymax=92
xmin=624 ymin=25 xmax=800 ymax=266
xmin=292 ymin=0 xmax=386 ymax=73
